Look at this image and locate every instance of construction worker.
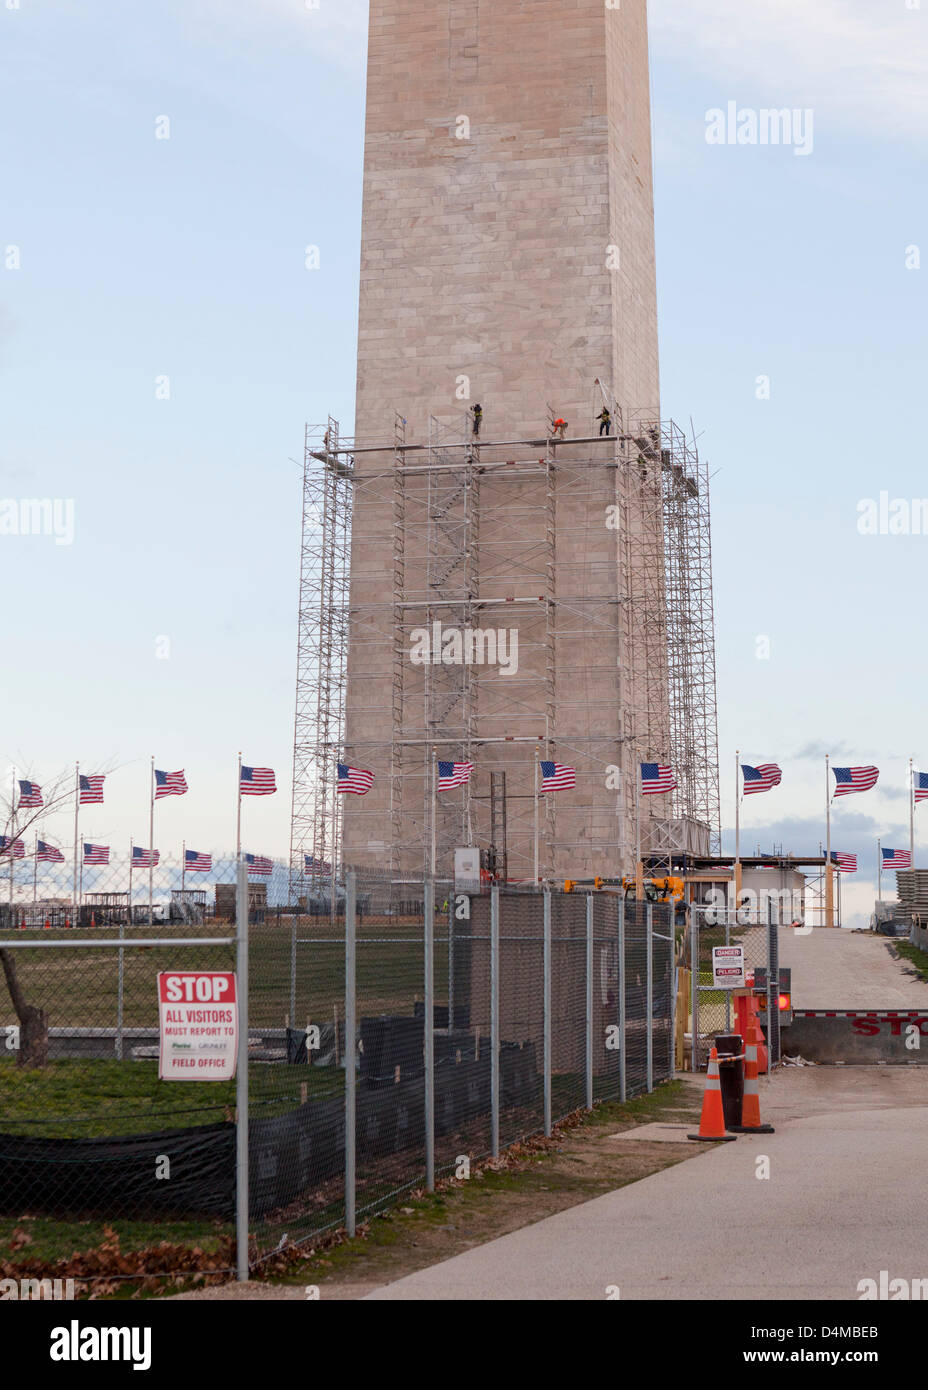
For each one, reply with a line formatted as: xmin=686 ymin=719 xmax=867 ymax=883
xmin=598 ymin=406 xmax=612 ymax=437
xmin=551 ymin=417 xmax=568 ymax=439
xmin=472 ymin=404 xmax=482 ymax=438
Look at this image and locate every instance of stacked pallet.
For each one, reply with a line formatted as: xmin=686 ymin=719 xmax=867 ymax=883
xmin=894 ymin=870 xmax=928 ymax=924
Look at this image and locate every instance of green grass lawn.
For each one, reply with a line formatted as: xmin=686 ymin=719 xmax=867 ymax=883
xmin=0 ymin=1057 xmax=344 ymax=1138
xmin=0 ymin=1214 xmax=233 ymax=1270
xmin=893 ymin=939 xmax=928 ymax=982
xmin=0 ymin=915 xmax=445 ymax=1033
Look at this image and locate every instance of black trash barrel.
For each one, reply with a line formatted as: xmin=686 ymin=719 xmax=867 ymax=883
xmin=714 ymin=1032 xmax=744 ymax=1131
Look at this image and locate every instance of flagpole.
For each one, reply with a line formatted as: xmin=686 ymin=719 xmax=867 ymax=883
xmin=182 ymin=839 xmax=186 ymax=897
xmin=635 ymin=759 xmax=643 ymax=900
xmin=825 ymin=754 xmax=833 ymax=928
xmin=330 ymin=756 xmax=337 ymax=925
xmin=878 ymin=835 xmax=882 ymax=902
xmin=149 ymin=756 xmax=155 ymax=927
xmin=910 ymin=757 xmax=915 ymax=869
xmin=72 ymin=761 xmax=80 ymax=923
xmin=533 ymin=746 xmax=540 ymax=886
xmin=734 ymin=750 xmax=741 ymax=911
xmin=9 ymin=769 xmax=15 ymax=918
xmin=430 ymin=750 xmax=437 ymax=880
xmin=837 ymin=861 xmax=842 ymax=928
xmin=129 ymin=837 xmax=134 ymax=928
xmin=33 ymin=833 xmax=38 ymax=907
xmin=236 ymin=752 xmax=242 ymax=861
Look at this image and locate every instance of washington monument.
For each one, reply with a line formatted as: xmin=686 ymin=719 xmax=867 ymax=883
xmin=339 ymin=1 xmax=671 ymax=881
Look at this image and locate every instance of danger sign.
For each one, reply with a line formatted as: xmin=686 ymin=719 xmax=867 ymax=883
xmin=157 ymin=972 xmax=238 ymax=1081
xmin=711 ymin=945 xmax=746 ymax=990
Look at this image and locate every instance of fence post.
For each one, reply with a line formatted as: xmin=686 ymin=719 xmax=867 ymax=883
xmin=424 ymin=876 xmax=435 ymax=1192
xmin=585 ymin=893 xmax=594 ymax=1110
xmin=690 ymin=905 xmax=698 ymax=1074
xmin=115 ymin=916 xmax=125 ymax=1062
xmin=670 ymin=927 xmax=677 ymax=1082
xmin=724 ymin=902 xmax=732 ymax=1033
xmin=646 ymin=901 xmax=653 ymax=1093
xmin=345 ymin=870 xmax=357 ymax=1237
xmin=447 ymin=894 xmax=455 ymax=1032
xmin=766 ymin=895 xmax=780 ymax=1066
xmin=490 ymin=884 xmax=499 ymax=1159
xmin=235 ymin=855 xmax=249 ymax=1283
xmin=289 ymin=916 xmax=296 ymax=1029
xmin=618 ymin=898 xmax=626 ymax=1103
xmin=543 ymin=887 xmax=552 ymax=1136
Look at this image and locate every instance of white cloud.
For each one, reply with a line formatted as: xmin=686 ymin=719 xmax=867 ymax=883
xmin=650 ymin=0 xmax=928 ymax=134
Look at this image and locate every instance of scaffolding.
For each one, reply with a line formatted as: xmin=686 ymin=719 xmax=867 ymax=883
xmin=288 ymin=418 xmax=351 ymax=898
xmin=289 ymin=409 xmax=720 ymax=887
xmin=660 ymin=420 xmax=721 ymax=854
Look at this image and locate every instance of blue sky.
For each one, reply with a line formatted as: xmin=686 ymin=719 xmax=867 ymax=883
xmin=1 ymin=0 xmax=926 ymax=924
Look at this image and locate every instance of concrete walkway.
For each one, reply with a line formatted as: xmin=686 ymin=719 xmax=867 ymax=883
xmin=366 ymin=1068 xmax=928 ymax=1300
xmin=777 ymin=927 xmax=927 ymax=1008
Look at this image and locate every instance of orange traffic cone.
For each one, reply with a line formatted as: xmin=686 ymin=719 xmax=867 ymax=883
xmin=688 ymin=1046 xmax=737 ymax=1142
xmin=730 ymin=1016 xmax=775 ymax=1134
xmin=44 ymin=917 xmax=51 ymax=930
xmin=751 ymin=998 xmax=768 ymax=1073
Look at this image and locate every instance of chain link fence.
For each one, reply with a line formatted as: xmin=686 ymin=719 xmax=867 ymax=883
xmin=685 ymin=902 xmax=782 ymax=1069
xmin=0 ymin=861 xmax=676 ymax=1285
xmin=249 ymin=874 xmax=675 ymax=1263
xmin=0 ymin=922 xmax=236 ymax=1235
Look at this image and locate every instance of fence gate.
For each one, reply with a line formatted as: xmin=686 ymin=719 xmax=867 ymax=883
xmin=688 ymin=903 xmax=775 ymax=1070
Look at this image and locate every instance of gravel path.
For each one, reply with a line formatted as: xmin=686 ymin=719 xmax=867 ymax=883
xmin=777 ymin=926 xmax=927 ymax=1008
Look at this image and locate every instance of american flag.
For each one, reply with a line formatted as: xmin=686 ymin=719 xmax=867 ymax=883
xmin=155 ymin=769 xmax=188 ymax=799
xmin=240 ymin=766 xmax=276 ymax=796
xmin=305 ymin=854 xmax=331 ymax=873
xmin=132 ymin=846 xmax=160 ymax=868
xmin=0 ymin=836 xmax=25 ymax=859
xmin=916 ymin=772 xmax=928 ymax=805
xmin=37 ymin=841 xmax=65 ymax=864
xmin=337 ymin=764 xmax=374 ymax=795
xmin=641 ymin=763 xmax=676 ymax=795
xmin=832 ymin=765 xmax=879 ymax=797
xmin=741 ymin=763 xmax=782 ymax=796
xmin=185 ymin=849 xmax=212 ymax=873
xmin=438 ymin=761 xmax=473 ymax=790
xmin=540 ymin=761 xmax=575 ymax=792
xmin=828 ymin=851 xmax=857 ymax=872
xmin=245 ymin=853 xmax=273 ymax=876
xmin=83 ymin=843 xmax=109 ymax=865
xmin=882 ymin=848 xmax=912 ymax=870
xmin=79 ymin=774 xmax=105 ymax=805
xmin=17 ymin=779 xmax=42 ymax=809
